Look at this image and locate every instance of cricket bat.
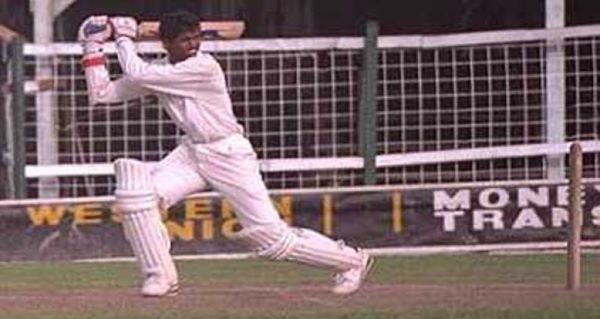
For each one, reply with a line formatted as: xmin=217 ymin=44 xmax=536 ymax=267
xmin=137 ymin=20 xmax=245 ymax=40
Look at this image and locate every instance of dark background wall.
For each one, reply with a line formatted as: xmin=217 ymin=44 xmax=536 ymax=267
xmin=0 ymin=0 xmax=600 ymax=41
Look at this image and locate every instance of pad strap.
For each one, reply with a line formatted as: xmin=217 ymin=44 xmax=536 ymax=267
xmin=115 ymin=189 xmax=157 ymax=212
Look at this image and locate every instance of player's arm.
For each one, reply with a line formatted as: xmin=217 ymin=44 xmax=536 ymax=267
xmin=78 ymin=16 xmax=151 ymax=105
xmin=82 ymin=56 xmax=151 ymax=104
xmin=111 ymin=17 xmax=216 ymax=98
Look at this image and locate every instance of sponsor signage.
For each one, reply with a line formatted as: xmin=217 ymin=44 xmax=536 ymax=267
xmin=0 ymin=183 xmax=598 ymax=261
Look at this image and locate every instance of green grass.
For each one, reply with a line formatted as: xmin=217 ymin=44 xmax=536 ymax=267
xmin=0 ymin=261 xmax=137 ymax=290
xmin=372 ymin=253 xmax=600 ymax=284
xmin=4 ymin=254 xmax=597 ymax=289
xmin=1 ymin=254 xmax=599 ymax=318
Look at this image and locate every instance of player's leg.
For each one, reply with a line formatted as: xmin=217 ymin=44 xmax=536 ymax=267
xmin=144 ymin=148 xmax=208 ymax=296
xmin=115 ymin=145 xmax=207 ymax=297
xmin=152 ymin=144 xmax=209 ymax=211
xmin=197 ymin=135 xmax=372 ymax=294
xmin=234 ymin=222 xmax=373 ymax=294
xmin=115 ymin=158 xmax=175 ymax=297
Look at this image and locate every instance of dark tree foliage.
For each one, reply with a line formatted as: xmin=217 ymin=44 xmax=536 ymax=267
xmin=0 ymin=1 xmax=600 ymax=41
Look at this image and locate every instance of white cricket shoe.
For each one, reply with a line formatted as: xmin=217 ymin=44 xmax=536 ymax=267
xmin=331 ymin=250 xmax=373 ymax=295
xmin=140 ymin=275 xmax=179 ymax=297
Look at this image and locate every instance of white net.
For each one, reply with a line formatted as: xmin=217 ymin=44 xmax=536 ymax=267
xmin=378 ymin=40 xmax=548 ymax=183
xmin=20 ymin=26 xmax=600 ymax=197
xmin=377 ymin=29 xmax=600 ymax=185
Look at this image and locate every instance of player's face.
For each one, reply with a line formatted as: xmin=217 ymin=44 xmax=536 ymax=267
xmin=164 ymin=27 xmax=202 ymax=63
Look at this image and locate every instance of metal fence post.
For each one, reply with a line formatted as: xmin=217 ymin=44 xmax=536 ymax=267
xmin=0 ymin=42 xmax=8 ymax=198
xmin=9 ymin=38 xmax=26 ymax=198
xmin=358 ymin=21 xmax=379 ymax=185
xmin=545 ymin=0 xmax=566 ymax=180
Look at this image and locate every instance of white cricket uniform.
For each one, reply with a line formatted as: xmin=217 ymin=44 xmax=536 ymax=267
xmin=88 ymin=37 xmax=281 ymax=228
xmin=86 ymin=38 xmax=367 ymax=290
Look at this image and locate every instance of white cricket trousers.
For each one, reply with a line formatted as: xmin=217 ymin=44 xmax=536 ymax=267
xmin=152 ymin=134 xmax=281 ymax=227
xmin=150 ymin=134 xmax=366 ymax=274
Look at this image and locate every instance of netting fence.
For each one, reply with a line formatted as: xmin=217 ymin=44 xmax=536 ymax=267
xmin=16 ymin=26 xmax=600 ymax=197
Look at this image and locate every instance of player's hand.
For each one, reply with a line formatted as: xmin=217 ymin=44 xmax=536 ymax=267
xmin=110 ymin=17 xmax=138 ymax=40
xmin=78 ymin=15 xmax=111 ymax=54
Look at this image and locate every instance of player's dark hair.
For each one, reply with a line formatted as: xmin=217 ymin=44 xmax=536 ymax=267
xmin=159 ymin=10 xmax=199 ymax=41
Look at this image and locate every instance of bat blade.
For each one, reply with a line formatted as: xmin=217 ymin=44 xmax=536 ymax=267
xmin=137 ymin=20 xmax=245 ymax=40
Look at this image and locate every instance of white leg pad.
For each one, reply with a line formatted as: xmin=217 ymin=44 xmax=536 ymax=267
xmin=232 ymin=222 xmax=363 ymax=272
xmin=289 ymin=227 xmax=363 ymax=271
xmin=115 ymin=159 xmax=177 ymax=285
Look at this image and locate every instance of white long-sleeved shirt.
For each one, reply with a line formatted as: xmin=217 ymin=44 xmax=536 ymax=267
xmin=85 ymin=37 xmax=243 ymax=144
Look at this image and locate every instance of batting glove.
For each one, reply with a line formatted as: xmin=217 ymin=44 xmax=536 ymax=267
xmin=77 ymin=15 xmax=112 ymax=54
xmin=110 ymin=17 xmax=138 ymax=40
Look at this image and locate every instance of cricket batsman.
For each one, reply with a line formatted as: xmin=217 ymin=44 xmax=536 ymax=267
xmin=77 ymin=11 xmax=373 ymax=297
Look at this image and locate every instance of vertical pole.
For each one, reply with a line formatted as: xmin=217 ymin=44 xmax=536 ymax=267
xmin=358 ymin=21 xmax=378 ymax=185
xmin=32 ymin=0 xmax=59 ymax=197
xmin=545 ymin=0 xmax=566 ymax=180
xmin=0 ymin=42 xmax=8 ymax=198
xmin=567 ymin=142 xmax=583 ymax=290
xmin=10 ymin=39 xmax=26 ymax=198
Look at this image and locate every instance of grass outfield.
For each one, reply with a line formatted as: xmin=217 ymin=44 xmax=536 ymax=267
xmin=1 ymin=253 xmax=599 ymax=318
